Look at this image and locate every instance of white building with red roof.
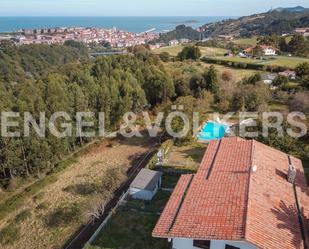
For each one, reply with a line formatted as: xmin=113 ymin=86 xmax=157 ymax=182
xmin=244 ymin=45 xmax=277 ymax=56
xmin=153 ymin=137 xmax=309 ymax=249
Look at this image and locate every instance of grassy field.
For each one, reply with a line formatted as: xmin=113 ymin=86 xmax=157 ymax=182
xmin=215 ymin=56 xmax=309 ymax=69
xmin=232 ymin=36 xmax=293 ymax=46
xmin=165 ymin=61 xmax=259 ymax=82
xmin=232 ymin=37 xmax=258 ymax=46
xmin=87 ymin=210 xmax=169 ymax=249
xmin=0 ymin=136 xmax=155 ymax=249
xmin=154 ymin=45 xmax=226 ymax=57
xmin=164 ymin=142 xmax=207 ymax=171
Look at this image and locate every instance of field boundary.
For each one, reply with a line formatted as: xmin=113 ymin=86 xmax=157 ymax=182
xmin=63 ymin=149 xmax=156 ymax=249
xmin=83 ymin=189 xmax=129 ymax=248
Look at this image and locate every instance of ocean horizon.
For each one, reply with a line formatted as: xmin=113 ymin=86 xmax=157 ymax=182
xmin=0 ymin=16 xmax=234 ymax=33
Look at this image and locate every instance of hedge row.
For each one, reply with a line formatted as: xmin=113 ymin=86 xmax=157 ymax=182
xmin=146 ymin=139 xmax=174 ymax=170
xmin=201 ymin=57 xmax=291 ymax=72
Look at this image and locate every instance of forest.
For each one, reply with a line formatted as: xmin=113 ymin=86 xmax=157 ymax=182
xmin=0 ymin=42 xmax=308 ymax=188
xmin=0 ymin=43 xmax=176 ymax=186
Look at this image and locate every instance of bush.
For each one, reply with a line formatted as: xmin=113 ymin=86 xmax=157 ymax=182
xmin=201 ymin=57 xmax=290 ymax=72
xmin=0 ymin=223 xmax=20 ymax=245
xmin=159 ymin=52 xmax=170 ymax=62
xmin=36 ymin=202 xmax=49 ymax=210
xmin=63 ymin=183 xmax=99 ymax=196
xmin=177 ymin=46 xmax=201 ymax=61
xmin=33 ymin=192 xmax=45 ymax=203
xmin=295 ymin=62 xmax=309 ymax=78
xmin=272 ymin=75 xmax=289 ymax=87
xmin=289 ymin=92 xmax=309 ymax=114
xmin=45 ymin=203 xmax=82 ymax=228
xmin=14 ymin=209 xmax=32 ymax=223
xmin=0 ymin=175 xmax=57 ymax=220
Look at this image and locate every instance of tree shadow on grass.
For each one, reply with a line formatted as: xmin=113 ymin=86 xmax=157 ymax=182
xmin=44 ymin=204 xmax=81 ymax=228
xmin=63 ymin=183 xmax=99 ymax=196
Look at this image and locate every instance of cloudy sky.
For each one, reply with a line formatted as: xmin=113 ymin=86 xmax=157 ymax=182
xmin=1 ymin=0 xmax=309 ymax=16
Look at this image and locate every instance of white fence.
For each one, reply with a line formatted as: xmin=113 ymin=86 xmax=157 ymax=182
xmin=83 ymin=189 xmax=129 ymax=248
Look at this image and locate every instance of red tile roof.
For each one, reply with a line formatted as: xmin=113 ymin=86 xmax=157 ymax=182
xmin=152 ymin=137 xmax=309 ymax=249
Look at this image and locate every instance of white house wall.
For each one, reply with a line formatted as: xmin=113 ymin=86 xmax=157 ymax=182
xmin=129 ymin=187 xmax=158 ymax=200
xmin=172 ymin=238 xmax=258 ymax=249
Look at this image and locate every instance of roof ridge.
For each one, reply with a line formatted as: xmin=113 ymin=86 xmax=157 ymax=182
xmin=243 ymin=139 xmax=255 ymax=240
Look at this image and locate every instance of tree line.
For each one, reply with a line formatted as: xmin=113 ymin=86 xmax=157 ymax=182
xmin=0 ymin=44 xmax=175 ymax=186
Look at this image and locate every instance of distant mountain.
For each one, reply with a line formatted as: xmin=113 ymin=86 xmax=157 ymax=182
xmin=272 ymin=6 xmax=308 ymax=13
xmin=200 ymin=6 xmax=309 ymax=38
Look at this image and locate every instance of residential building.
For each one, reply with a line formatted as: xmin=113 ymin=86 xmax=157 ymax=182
xmin=180 ymin=38 xmax=190 ymax=44
xmin=244 ymin=45 xmax=277 ymax=56
xmin=279 ymin=70 xmax=297 ymax=80
xmin=261 ymin=73 xmax=277 ymax=84
xmin=169 ymin=39 xmax=179 ymax=47
xmin=153 ymin=137 xmax=309 ymax=249
xmin=295 ymin=27 xmax=309 ymax=37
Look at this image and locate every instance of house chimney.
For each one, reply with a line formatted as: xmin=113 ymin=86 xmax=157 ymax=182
xmin=287 ymin=164 xmax=296 ymax=184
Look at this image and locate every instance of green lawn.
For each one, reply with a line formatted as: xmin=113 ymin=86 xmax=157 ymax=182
xmin=261 ymin=56 xmax=309 ymax=68
xmin=88 ymin=189 xmax=172 ymax=249
xmin=233 ymin=37 xmax=258 ymax=46
xmin=161 ymin=174 xmax=180 ymax=189
xmin=215 ymin=56 xmax=309 ymax=69
xmin=87 ymin=211 xmax=169 ymax=249
xmin=154 ymin=45 xmax=183 ymax=56
xmin=165 ymin=61 xmax=259 ymax=82
xmin=232 ymin=36 xmax=293 ymax=46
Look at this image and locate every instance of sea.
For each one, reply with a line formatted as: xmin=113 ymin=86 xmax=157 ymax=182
xmin=0 ymin=16 xmax=232 ymax=33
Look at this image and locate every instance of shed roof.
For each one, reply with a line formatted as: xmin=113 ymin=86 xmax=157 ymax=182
xmin=130 ymin=169 xmax=162 ymax=192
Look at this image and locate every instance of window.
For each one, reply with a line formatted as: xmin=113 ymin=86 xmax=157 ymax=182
xmin=193 ymin=240 xmax=211 ymax=249
xmin=225 ymin=244 xmax=240 ymax=249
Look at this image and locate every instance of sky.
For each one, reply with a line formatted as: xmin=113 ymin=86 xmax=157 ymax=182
xmin=0 ymin=0 xmax=309 ymax=16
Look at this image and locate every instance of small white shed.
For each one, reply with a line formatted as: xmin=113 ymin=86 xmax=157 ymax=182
xmin=129 ymin=169 xmax=163 ymax=200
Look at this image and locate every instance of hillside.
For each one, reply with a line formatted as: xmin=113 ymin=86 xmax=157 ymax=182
xmin=201 ymin=7 xmax=309 ymax=37
xmin=273 ymin=6 xmax=308 ymax=13
xmin=155 ymin=24 xmax=200 ymax=43
xmin=156 ymin=7 xmax=309 ymax=43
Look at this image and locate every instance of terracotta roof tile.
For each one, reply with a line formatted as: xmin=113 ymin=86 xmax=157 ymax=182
xmin=152 ymin=137 xmax=309 ymax=249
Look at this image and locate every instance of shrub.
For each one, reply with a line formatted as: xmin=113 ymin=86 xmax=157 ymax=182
xmin=0 ymin=223 xmax=20 ymax=245
xmin=45 ymin=203 xmax=82 ymax=228
xmin=295 ymin=62 xmax=309 ymax=78
xmin=289 ymin=92 xmax=309 ymax=114
xmin=201 ymin=57 xmax=290 ymax=72
xmin=177 ymin=46 xmax=201 ymax=61
xmin=36 ymin=202 xmax=49 ymax=210
xmin=33 ymin=192 xmax=45 ymax=203
xmin=63 ymin=183 xmax=99 ymax=196
xmin=272 ymin=75 xmax=289 ymax=87
xmin=159 ymin=52 xmax=170 ymax=62
xmin=0 ymin=175 xmax=57 ymax=220
xmin=14 ymin=209 xmax=32 ymax=223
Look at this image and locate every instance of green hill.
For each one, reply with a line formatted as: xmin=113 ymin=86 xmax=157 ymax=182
xmin=155 ymin=25 xmax=200 ymax=43
xmin=201 ymin=7 xmax=309 ymax=37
